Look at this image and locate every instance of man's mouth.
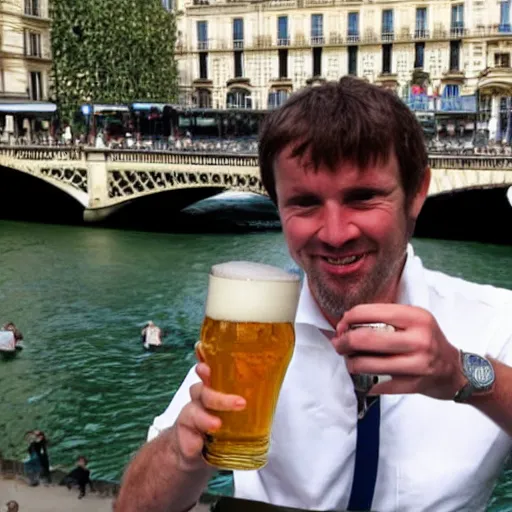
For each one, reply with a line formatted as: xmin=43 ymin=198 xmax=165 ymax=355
xmin=322 ymin=254 xmax=366 ymax=266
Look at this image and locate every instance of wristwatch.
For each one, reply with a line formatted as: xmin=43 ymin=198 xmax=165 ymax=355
xmin=453 ymin=350 xmax=496 ymax=403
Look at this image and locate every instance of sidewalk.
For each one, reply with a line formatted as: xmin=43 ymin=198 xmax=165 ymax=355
xmin=0 ymin=477 xmax=209 ymax=511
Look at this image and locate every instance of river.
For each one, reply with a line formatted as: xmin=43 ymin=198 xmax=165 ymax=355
xmin=0 ymin=193 xmax=511 ymax=509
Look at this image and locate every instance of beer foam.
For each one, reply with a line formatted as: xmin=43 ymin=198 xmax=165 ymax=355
xmin=206 ymin=261 xmax=301 ymax=323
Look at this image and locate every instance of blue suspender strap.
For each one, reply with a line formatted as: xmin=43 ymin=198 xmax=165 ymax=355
xmin=347 ymin=397 xmax=381 ymax=511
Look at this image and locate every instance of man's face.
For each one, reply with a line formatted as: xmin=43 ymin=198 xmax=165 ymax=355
xmin=275 ymin=146 xmax=428 ymax=324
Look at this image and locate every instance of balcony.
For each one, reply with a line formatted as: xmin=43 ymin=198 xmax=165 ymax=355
xmin=450 ymin=25 xmax=467 ymax=38
xmin=442 ymin=69 xmax=465 ymax=83
xmin=381 ymin=31 xmax=394 ymax=42
xmin=310 ymin=35 xmax=325 ymax=45
xmin=233 ymin=40 xmax=244 ymax=50
xmin=347 ymin=34 xmax=360 ymax=43
xmin=253 ymin=35 xmax=272 ymax=48
xmin=277 ymin=38 xmax=290 ymax=46
xmin=414 ymin=29 xmax=430 ymax=39
xmin=197 ymin=40 xmax=209 ymax=51
xmin=376 ymin=73 xmax=399 ymax=90
xmin=478 ymin=66 xmax=512 ymax=92
xmin=439 ymin=95 xmax=476 ymax=113
xmin=329 ymin=33 xmax=343 ymax=45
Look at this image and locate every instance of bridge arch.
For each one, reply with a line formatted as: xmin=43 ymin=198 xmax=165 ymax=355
xmin=0 ymin=148 xmax=89 ymax=207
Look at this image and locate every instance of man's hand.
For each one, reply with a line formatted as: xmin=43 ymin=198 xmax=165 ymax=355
xmin=332 ymin=304 xmax=467 ymax=400
xmin=171 ymin=362 xmax=247 ymax=472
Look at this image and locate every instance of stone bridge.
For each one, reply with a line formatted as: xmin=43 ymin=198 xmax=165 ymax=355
xmin=0 ymin=146 xmax=511 ymax=222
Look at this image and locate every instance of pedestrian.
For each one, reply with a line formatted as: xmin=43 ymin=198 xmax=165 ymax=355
xmin=60 ymin=456 xmax=95 ymax=499
xmin=116 ymin=77 xmax=512 ymax=512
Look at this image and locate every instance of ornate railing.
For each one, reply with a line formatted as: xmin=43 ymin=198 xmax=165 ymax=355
xmin=429 ymin=155 xmax=512 ymax=170
xmin=0 ymin=146 xmax=83 ymax=161
xmin=1 ymin=146 xmax=511 ymax=172
xmin=104 ymin=149 xmax=259 ymax=167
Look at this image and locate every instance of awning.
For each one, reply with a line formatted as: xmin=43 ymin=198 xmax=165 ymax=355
xmin=0 ymin=102 xmax=57 ymax=114
xmin=80 ymin=104 xmax=130 ymax=115
xmin=131 ymin=102 xmax=168 ymax=112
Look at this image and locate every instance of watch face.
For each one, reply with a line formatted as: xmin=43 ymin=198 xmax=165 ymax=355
xmin=463 ymin=353 xmax=495 ymax=389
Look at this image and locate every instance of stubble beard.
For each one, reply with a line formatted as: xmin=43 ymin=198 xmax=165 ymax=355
xmin=307 ymin=240 xmax=408 ymax=322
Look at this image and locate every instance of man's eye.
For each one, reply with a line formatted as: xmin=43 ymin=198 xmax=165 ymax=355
xmin=289 ymin=196 xmax=319 ymax=207
xmin=349 ymin=191 xmax=377 ymax=202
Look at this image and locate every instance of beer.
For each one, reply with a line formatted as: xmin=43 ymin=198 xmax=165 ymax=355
xmin=198 ymin=261 xmax=301 ymax=470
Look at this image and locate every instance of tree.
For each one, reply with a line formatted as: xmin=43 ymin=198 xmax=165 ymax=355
xmin=50 ymin=0 xmax=179 ymax=121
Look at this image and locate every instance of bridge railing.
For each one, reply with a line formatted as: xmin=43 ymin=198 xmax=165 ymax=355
xmin=100 ymin=149 xmax=259 ymax=167
xmin=428 ymin=154 xmax=512 ymax=170
xmin=1 ymin=146 xmax=511 ymax=171
xmin=0 ymin=146 xmax=83 ymax=161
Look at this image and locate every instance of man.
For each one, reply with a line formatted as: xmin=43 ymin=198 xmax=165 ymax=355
xmin=117 ymin=78 xmax=512 ymax=511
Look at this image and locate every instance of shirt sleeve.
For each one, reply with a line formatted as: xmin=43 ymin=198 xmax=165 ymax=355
xmin=486 ymin=308 xmax=512 ymax=366
xmin=147 ymin=365 xmax=201 ymax=442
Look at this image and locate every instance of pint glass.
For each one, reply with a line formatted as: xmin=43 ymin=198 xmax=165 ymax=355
xmin=197 ymin=261 xmax=301 ymax=470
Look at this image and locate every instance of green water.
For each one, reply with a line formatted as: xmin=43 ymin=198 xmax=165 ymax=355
xmin=0 ymin=209 xmax=511 ymax=508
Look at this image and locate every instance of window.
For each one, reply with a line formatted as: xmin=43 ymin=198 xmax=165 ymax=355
xmin=233 ymin=18 xmax=244 ymax=49
xmin=268 ymin=90 xmax=290 ymax=109
xmin=382 ymin=44 xmax=392 ymax=73
xmin=348 ymin=46 xmax=358 ymax=75
xmin=0 ymin=69 xmax=4 ymax=92
xmin=278 ymin=16 xmax=289 ymax=45
xmin=196 ymin=89 xmax=212 ymax=108
xmin=348 ymin=12 xmax=359 ymax=41
xmin=499 ymin=1 xmax=511 ymax=32
xmin=227 ymin=88 xmax=252 ymax=109
xmin=382 ymin=10 xmax=394 ymax=41
xmin=451 ymin=4 xmax=464 ymax=35
xmin=29 ymin=71 xmax=42 ymax=100
xmin=414 ymin=42 xmax=425 ymax=68
xmin=24 ymin=0 xmax=40 ymax=16
xmin=415 ymin=8 xmax=428 ymax=37
xmin=162 ymin=0 xmax=173 ymax=9
xmin=443 ymin=84 xmax=460 ymax=97
xmin=199 ymin=53 xmax=208 ymax=79
xmin=197 ymin=21 xmax=208 ymax=50
xmin=234 ymin=51 xmax=244 ymax=77
xmin=313 ymin=47 xmax=322 ymax=76
xmin=278 ymin=49 xmax=288 ymax=78
xmin=495 ymin=52 xmax=511 ymax=67
xmin=25 ymin=32 xmax=41 ymax=57
xmin=311 ymin=14 xmax=323 ymax=44
xmin=449 ymin=40 xmax=461 ymax=70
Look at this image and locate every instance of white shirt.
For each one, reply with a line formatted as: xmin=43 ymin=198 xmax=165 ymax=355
xmin=148 ymin=245 xmax=512 ymax=511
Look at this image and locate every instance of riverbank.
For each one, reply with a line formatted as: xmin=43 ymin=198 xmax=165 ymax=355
xmin=0 ymin=458 xmax=211 ymax=511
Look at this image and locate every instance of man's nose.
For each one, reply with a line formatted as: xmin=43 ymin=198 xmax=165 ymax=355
xmin=317 ymin=202 xmax=361 ymax=248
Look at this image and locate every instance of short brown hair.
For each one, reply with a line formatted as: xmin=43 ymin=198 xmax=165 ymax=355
xmin=259 ymin=77 xmax=428 ymax=205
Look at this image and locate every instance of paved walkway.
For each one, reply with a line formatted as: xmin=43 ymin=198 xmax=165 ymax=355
xmin=0 ymin=477 xmax=209 ymax=511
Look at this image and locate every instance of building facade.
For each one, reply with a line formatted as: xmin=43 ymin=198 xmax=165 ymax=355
xmin=173 ymin=0 xmax=512 ymax=141
xmin=0 ymin=0 xmax=52 ymax=101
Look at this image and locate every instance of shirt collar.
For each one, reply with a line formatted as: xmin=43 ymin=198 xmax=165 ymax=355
xmin=295 ymin=243 xmax=431 ymax=333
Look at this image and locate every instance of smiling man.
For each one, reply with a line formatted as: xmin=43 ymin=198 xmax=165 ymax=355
xmin=117 ymin=78 xmax=512 ymax=512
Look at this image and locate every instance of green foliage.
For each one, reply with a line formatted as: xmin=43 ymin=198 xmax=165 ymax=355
xmin=50 ymin=0 xmax=178 ymax=120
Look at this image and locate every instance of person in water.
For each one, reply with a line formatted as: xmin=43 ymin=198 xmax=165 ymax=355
xmin=2 ymin=322 xmax=23 ymax=345
xmin=141 ymin=321 xmax=163 ymax=349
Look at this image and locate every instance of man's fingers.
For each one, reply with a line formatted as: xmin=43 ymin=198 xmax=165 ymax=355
xmin=337 ymin=304 xmax=431 ymax=333
xmin=201 ymin=386 xmax=246 ymax=412
xmin=332 ymin=328 xmax=415 ymax=355
xmin=195 ymin=362 xmax=211 ymax=387
xmin=180 ymin=401 xmax=222 ymax=434
xmin=189 ymin=380 xmax=246 ymax=412
xmin=345 ymin=353 xmax=427 ymax=376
